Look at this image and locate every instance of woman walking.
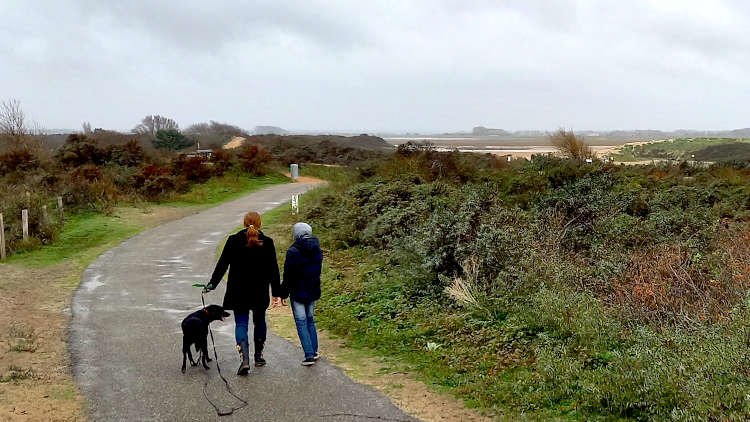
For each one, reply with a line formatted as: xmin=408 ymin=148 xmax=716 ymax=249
xmin=281 ymin=222 xmax=323 ymax=366
xmin=205 ymin=211 xmax=283 ymax=375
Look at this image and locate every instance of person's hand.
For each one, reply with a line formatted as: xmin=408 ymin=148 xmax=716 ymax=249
xmin=272 ymin=297 xmax=281 ymax=307
xmin=280 ymin=298 xmax=287 ymax=306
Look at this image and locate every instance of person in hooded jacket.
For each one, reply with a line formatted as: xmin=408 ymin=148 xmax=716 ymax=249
xmin=281 ymin=222 xmax=323 ymax=366
xmin=205 ymin=211 xmax=283 ymax=375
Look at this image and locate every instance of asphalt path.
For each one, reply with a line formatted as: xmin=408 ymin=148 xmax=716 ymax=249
xmin=69 ymin=183 xmax=418 ymax=421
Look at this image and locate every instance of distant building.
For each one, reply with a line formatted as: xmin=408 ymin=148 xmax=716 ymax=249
xmin=185 ymin=142 xmax=214 ymax=159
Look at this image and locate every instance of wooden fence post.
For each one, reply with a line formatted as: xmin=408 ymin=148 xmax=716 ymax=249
xmin=57 ymin=196 xmax=64 ymax=222
xmin=42 ymin=205 xmax=48 ymax=225
xmin=0 ymin=213 xmax=6 ymax=260
xmin=22 ymin=209 xmax=29 ymax=242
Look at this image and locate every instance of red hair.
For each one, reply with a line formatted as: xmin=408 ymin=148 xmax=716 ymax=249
xmin=243 ymin=211 xmax=263 ymax=247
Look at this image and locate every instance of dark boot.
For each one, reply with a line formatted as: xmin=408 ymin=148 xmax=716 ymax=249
xmin=237 ymin=340 xmax=250 ymax=375
xmin=254 ymin=340 xmax=266 ymax=367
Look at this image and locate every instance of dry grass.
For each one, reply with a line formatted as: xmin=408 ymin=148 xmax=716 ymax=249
xmin=0 ymin=261 xmax=84 ymax=421
xmin=444 ymin=257 xmax=484 ymax=310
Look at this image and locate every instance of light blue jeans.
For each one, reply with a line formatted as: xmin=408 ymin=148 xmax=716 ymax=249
xmin=290 ymin=299 xmax=318 ymax=359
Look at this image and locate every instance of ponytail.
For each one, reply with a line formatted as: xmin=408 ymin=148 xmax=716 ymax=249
xmin=243 ymin=211 xmax=263 ymax=247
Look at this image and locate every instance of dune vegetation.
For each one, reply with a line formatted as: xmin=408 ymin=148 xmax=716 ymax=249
xmin=615 ymin=137 xmax=750 ymax=163
xmin=297 ymin=143 xmax=750 ymax=420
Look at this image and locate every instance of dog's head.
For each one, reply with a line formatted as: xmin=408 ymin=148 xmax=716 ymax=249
xmin=203 ymin=305 xmax=231 ymax=322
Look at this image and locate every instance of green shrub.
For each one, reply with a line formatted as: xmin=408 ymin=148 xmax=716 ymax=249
xmin=55 ymin=134 xmax=107 ymax=167
xmin=299 ymin=155 xmax=750 ymax=420
xmin=152 ymin=129 xmax=192 ymax=150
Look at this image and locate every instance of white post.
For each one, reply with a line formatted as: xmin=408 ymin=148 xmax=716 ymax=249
xmin=507 ymin=155 xmax=512 ymax=162
xmin=290 ymin=164 xmax=299 ymax=182
xmin=0 ymin=213 xmax=5 ymax=260
xmin=22 ymin=209 xmax=29 ymax=242
xmin=291 ymin=194 xmax=299 ymax=215
xmin=57 ymin=196 xmax=64 ymax=222
xmin=42 ymin=205 xmax=48 ymax=225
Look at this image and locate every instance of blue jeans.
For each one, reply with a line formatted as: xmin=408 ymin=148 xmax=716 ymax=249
xmin=291 ymin=299 xmax=318 ymax=359
xmin=234 ymin=308 xmax=267 ymax=346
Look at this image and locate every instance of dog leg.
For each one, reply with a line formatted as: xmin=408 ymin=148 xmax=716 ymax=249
xmin=201 ymin=339 xmax=210 ymax=370
xmin=181 ymin=337 xmax=189 ymax=373
xmin=188 ymin=347 xmax=197 ymax=366
xmin=184 ymin=338 xmax=197 ymax=367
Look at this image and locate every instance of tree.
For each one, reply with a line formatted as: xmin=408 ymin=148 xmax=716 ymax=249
xmin=0 ymin=99 xmax=26 ymax=138
xmin=152 ymin=129 xmax=192 ymax=150
xmin=132 ymin=115 xmax=178 ymax=137
xmin=184 ymin=120 xmax=247 ymax=147
xmin=82 ymin=121 xmax=92 ymax=134
xmin=550 ymin=128 xmax=594 ymax=160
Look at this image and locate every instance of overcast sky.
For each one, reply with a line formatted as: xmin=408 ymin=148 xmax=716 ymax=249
xmin=1 ymin=1 xmax=749 ymax=133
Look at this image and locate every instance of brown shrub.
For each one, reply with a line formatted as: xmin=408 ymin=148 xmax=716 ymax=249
xmin=0 ymin=148 xmax=40 ymax=173
xmin=211 ymin=149 xmax=233 ymax=176
xmin=609 ymin=229 xmax=750 ymax=326
xmin=172 ymin=156 xmax=211 ymax=183
xmin=70 ymin=165 xmax=104 ymax=182
xmin=62 ymin=167 xmax=119 ymax=213
xmin=132 ymin=165 xmax=181 ymax=200
xmin=550 ymin=128 xmax=593 ymax=160
xmin=236 ymin=145 xmax=271 ymax=175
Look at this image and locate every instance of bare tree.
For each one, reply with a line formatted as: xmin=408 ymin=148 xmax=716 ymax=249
xmin=184 ymin=120 xmax=247 ymax=146
xmin=550 ymin=128 xmax=594 ymax=160
xmin=82 ymin=121 xmax=92 ymax=134
xmin=132 ymin=115 xmax=179 ymax=137
xmin=0 ymin=99 xmax=26 ymax=138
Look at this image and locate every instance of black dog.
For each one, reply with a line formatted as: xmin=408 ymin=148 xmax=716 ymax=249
xmin=181 ymin=304 xmax=230 ymax=373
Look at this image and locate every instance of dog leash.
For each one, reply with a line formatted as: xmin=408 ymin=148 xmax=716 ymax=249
xmin=195 ymin=285 xmax=249 ymax=417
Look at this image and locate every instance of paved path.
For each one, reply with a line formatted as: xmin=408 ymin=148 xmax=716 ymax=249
xmin=70 ymin=183 xmax=418 ymax=422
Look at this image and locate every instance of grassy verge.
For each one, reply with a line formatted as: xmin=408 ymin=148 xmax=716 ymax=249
xmin=166 ymin=172 xmax=288 ymax=206
xmin=0 ymin=173 xmax=288 ymax=421
xmin=296 ymin=164 xmax=357 ymax=184
xmin=7 ymin=212 xmax=147 ymax=269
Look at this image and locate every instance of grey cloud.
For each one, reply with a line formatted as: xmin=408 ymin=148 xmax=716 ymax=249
xmin=81 ymin=1 xmax=376 ymax=53
xmin=0 ymin=1 xmax=748 ymax=132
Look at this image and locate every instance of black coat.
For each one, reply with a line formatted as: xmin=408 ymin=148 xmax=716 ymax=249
xmin=282 ymin=236 xmax=323 ymax=303
xmin=209 ymin=230 xmax=282 ymax=312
